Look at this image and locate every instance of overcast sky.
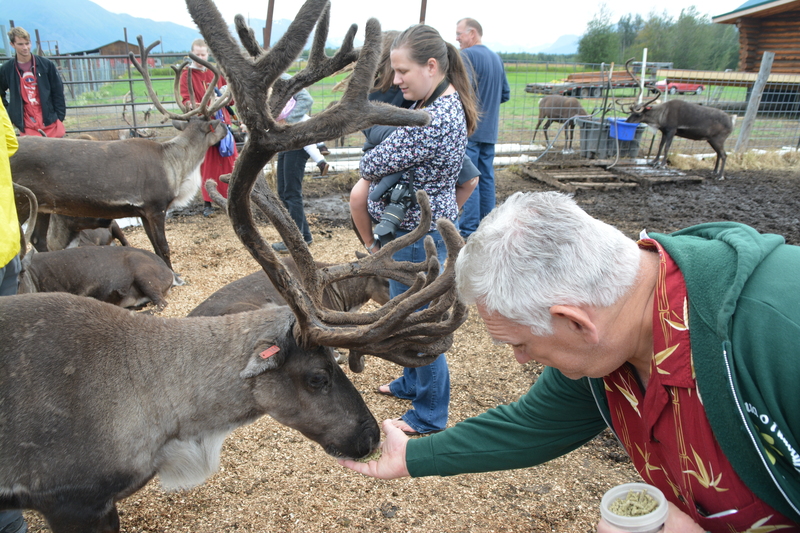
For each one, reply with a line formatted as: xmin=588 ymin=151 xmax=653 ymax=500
xmin=89 ymin=0 xmax=743 ymax=52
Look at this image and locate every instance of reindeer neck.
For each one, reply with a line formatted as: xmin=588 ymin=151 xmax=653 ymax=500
xmin=323 ymin=277 xmax=371 ymax=312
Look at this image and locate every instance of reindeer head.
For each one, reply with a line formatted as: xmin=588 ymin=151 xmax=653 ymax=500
xmin=177 ymin=0 xmax=466 ymax=371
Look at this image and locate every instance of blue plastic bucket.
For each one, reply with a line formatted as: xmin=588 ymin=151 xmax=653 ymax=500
xmin=607 ymin=118 xmax=639 ymax=141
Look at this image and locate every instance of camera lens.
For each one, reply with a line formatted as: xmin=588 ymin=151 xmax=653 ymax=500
xmin=373 ymin=202 xmax=408 ymax=246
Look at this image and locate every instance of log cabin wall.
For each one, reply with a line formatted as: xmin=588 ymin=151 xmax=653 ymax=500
xmin=735 ymin=8 xmax=800 ymax=74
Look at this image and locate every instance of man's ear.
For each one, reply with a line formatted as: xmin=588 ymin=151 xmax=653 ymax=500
xmin=550 ymin=305 xmax=599 ymax=344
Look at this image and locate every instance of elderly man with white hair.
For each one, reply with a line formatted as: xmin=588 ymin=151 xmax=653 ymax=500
xmin=340 ymin=191 xmax=800 ymax=532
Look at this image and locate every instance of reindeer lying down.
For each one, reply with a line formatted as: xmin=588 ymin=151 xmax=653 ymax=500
xmin=18 ymin=246 xmax=181 ymax=310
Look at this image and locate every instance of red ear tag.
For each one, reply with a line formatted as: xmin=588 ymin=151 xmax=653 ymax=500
xmin=260 ymin=345 xmax=280 ymax=359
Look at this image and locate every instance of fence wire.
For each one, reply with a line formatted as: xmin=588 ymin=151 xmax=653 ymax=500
xmin=2 ymin=54 xmax=798 ymax=157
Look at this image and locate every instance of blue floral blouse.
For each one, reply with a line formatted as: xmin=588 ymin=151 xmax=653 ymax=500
xmin=359 ymin=93 xmax=467 ymax=232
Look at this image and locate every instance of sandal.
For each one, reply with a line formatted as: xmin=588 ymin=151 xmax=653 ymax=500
xmin=365 ymin=240 xmax=381 ymax=255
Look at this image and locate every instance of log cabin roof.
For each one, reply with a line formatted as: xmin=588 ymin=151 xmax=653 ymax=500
xmin=713 ymin=0 xmax=800 ymax=22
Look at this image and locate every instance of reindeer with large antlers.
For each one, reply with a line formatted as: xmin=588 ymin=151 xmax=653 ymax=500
xmin=0 ymin=1 xmax=467 ymax=532
xmin=9 ymin=39 xmax=233 ymax=269
xmin=619 ymin=59 xmax=733 ymax=179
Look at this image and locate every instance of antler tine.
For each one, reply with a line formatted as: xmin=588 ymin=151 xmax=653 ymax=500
xmin=183 ymin=51 xmax=232 ymax=117
xmin=615 ymin=97 xmax=633 ymax=113
xmin=129 ymin=36 xmax=201 ymax=121
xmin=302 ymin=189 xmax=436 ymax=315
xmin=186 ymin=0 xmax=468 ymax=369
xmin=234 ymin=15 xmax=262 ymax=59
xmin=624 ymin=57 xmax=638 ymax=83
xmin=302 ymin=212 xmax=466 ymax=351
xmin=271 ymin=5 xmax=359 ymax=111
xmin=204 ymin=178 xmax=228 ymax=211
xmin=170 ymin=60 xmax=193 ymax=114
xmin=265 ymin=19 xmax=430 ymax=151
xmin=13 ymin=183 xmax=38 ymax=251
xmin=268 ymin=25 xmax=360 ymax=119
xmin=618 ymin=57 xmax=660 ymax=113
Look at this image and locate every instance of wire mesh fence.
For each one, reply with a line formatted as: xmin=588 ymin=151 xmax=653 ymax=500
xmin=3 ymin=53 xmax=799 ymax=158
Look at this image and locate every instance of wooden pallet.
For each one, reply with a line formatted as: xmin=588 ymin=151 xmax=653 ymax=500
xmin=612 ymin=164 xmax=705 ymax=186
xmin=519 ymin=164 xmax=638 ymax=192
xmin=520 ymin=162 xmax=705 ymax=192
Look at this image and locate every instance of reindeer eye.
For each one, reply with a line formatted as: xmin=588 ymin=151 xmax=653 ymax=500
xmin=306 ymin=371 xmax=330 ymax=391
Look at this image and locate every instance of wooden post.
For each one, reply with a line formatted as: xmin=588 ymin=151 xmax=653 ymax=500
xmin=263 ymin=0 xmax=275 ymax=50
xmin=1 ymin=25 xmax=8 ymax=57
xmin=34 ymin=29 xmax=43 ymax=56
xmin=419 ymin=0 xmax=427 ymax=24
xmin=735 ymin=51 xmax=775 ymax=153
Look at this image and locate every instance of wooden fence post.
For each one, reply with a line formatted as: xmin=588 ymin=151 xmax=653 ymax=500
xmin=734 ymin=51 xmax=775 ymax=153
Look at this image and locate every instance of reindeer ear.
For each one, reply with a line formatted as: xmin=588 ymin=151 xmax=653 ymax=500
xmin=240 ymin=342 xmax=286 ymax=378
xmin=172 ymin=119 xmax=189 ymax=131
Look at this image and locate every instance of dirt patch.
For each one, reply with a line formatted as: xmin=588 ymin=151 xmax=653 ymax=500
xmin=22 ymin=165 xmax=800 ymax=532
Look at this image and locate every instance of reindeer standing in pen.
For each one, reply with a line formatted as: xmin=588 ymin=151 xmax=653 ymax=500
xmin=532 ymin=95 xmax=589 ymax=153
xmin=619 ymin=59 xmax=733 ymax=179
xmin=0 ymin=2 xmax=468 ymax=532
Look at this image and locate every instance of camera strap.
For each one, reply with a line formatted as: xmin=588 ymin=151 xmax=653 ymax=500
xmin=416 ymin=77 xmax=450 ymax=110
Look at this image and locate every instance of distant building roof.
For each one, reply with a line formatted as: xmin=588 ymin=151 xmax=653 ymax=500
xmin=66 ymin=40 xmax=140 ymax=56
xmin=714 ymin=0 xmax=800 ymax=23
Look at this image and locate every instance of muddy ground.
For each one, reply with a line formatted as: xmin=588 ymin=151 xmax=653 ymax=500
xmin=22 ymin=164 xmax=799 ymax=532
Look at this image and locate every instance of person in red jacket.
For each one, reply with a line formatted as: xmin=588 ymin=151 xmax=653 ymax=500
xmin=179 ymin=39 xmax=238 ymax=217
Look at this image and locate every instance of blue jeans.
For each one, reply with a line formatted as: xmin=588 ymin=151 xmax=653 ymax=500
xmin=0 ymin=255 xmax=20 ymax=296
xmin=459 ymin=140 xmax=497 ymax=238
xmin=0 ymin=255 xmax=25 ymax=532
xmin=277 ymin=149 xmax=312 ymax=243
xmin=386 ymin=229 xmax=450 ymax=433
xmin=0 ymin=511 xmax=26 ymax=533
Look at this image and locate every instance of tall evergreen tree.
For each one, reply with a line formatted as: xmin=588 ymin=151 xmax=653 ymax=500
xmin=578 ymin=5 xmax=619 ymax=64
xmin=617 ymin=14 xmax=644 ymax=63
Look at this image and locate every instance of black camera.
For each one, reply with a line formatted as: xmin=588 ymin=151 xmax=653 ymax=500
xmin=373 ymin=180 xmax=416 ymax=247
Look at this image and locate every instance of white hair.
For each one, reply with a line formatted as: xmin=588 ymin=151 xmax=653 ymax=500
xmin=455 ymin=191 xmax=641 ymax=336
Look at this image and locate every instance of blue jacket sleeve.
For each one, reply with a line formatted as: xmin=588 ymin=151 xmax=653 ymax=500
xmin=287 ymin=87 xmax=313 ymax=124
xmin=501 ymin=67 xmax=511 ymax=104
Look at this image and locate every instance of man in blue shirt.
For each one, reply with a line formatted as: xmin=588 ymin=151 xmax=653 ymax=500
xmin=456 ymin=18 xmax=510 ymax=239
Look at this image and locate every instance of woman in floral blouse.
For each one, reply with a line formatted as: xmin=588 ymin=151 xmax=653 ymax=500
xmin=361 ymin=24 xmax=477 ymax=436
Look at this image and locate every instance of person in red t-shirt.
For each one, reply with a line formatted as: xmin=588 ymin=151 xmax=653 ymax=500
xmin=178 ymin=38 xmax=238 ymax=217
xmin=0 ymin=27 xmax=66 ymax=138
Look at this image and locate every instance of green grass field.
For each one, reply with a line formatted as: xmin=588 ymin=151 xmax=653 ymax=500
xmin=62 ymin=60 xmax=800 ymax=151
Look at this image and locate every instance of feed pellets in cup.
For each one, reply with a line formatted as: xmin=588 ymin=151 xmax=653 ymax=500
xmin=600 ymin=483 xmax=669 ymax=533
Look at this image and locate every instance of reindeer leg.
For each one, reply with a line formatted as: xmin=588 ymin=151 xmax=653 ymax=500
xmin=652 ymin=130 xmax=672 ymax=167
xmin=658 ymin=130 xmax=677 ymax=168
xmin=566 ymin=123 xmax=574 ymax=152
xmin=542 ymin=120 xmax=553 ymax=147
xmin=140 ymin=213 xmax=174 ymax=274
xmin=707 ymin=137 xmax=727 ymax=179
xmin=41 ymin=500 xmax=121 ymax=533
xmin=532 ymin=118 xmax=544 ymax=144
xmin=110 ymin=221 xmax=130 ymax=246
xmin=32 ymin=213 xmax=51 ymax=252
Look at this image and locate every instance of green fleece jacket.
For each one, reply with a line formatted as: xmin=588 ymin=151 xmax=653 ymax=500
xmin=407 ymin=222 xmax=800 ymax=522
